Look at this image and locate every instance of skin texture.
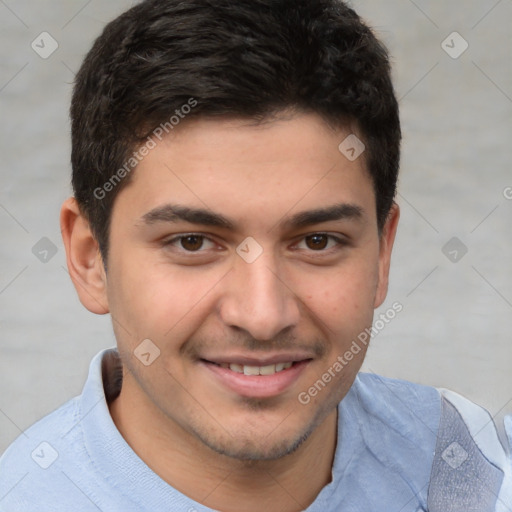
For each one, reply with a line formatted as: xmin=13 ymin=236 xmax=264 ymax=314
xmin=60 ymin=113 xmax=399 ymax=512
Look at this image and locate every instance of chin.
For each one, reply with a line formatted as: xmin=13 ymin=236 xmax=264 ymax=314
xmin=199 ymin=429 xmax=312 ymax=462
xmin=187 ymin=406 xmax=327 ymax=462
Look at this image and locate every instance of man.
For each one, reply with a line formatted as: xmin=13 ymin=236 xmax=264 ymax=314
xmin=0 ymin=0 xmax=510 ymax=510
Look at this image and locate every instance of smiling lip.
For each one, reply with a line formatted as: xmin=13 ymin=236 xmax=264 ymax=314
xmin=201 ymin=355 xmax=312 ymax=398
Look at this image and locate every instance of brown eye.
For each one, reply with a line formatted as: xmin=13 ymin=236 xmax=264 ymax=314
xmin=162 ymin=233 xmax=218 ymax=254
xmin=180 ymin=235 xmax=204 ymax=251
xmin=305 ymin=234 xmax=329 ymax=250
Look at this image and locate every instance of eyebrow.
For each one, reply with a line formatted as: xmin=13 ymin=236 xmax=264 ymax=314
xmin=139 ymin=202 xmax=364 ymax=231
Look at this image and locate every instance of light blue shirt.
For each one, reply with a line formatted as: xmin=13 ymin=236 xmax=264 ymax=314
xmin=0 ymin=348 xmax=510 ymax=511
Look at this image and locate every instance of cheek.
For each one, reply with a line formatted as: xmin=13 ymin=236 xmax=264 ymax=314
xmin=108 ymin=256 xmax=222 ymax=344
xmin=299 ymin=257 xmax=379 ymax=327
xmin=105 ymin=251 xmax=167 ymax=342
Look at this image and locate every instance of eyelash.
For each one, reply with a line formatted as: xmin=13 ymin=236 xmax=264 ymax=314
xmin=161 ymin=232 xmax=348 ymax=256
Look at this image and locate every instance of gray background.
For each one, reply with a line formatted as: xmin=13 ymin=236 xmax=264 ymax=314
xmin=0 ymin=0 xmax=511 ymax=454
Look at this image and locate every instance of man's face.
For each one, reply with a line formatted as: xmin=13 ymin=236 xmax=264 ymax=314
xmin=103 ymin=113 xmax=397 ymax=460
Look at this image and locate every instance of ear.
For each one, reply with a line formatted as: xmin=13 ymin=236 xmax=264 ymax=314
xmin=60 ymin=197 xmax=109 ymax=314
xmin=374 ymin=202 xmax=400 ymax=309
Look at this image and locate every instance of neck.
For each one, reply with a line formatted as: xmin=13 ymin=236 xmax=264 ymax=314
xmin=109 ymin=374 xmax=338 ymax=512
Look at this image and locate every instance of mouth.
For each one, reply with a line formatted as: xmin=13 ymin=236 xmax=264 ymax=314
xmin=200 ymin=357 xmax=313 ymax=398
xmin=210 ymin=361 xmax=296 ymax=375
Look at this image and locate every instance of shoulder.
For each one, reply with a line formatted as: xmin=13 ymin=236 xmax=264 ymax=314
xmin=0 ymin=396 xmax=86 ymax=511
xmin=342 ymin=374 xmax=511 ymax=511
xmin=0 ymin=349 xmax=114 ymax=512
xmin=346 ymin=373 xmax=442 ymax=479
xmin=346 ymin=373 xmax=511 ymax=512
xmin=0 ymin=394 xmax=81 ymax=467
xmin=428 ymin=388 xmax=512 ymax=512
xmin=351 ymin=372 xmax=442 ymax=434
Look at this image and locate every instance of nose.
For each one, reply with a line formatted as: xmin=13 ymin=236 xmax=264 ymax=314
xmin=219 ymin=251 xmax=300 ymax=341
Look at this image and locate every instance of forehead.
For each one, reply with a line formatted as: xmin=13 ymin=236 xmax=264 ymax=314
xmin=116 ymin=113 xmax=376 ymax=229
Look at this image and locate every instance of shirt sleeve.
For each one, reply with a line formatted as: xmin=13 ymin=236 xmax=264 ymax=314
xmin=427 ymin=389 xmax=512 ymax=512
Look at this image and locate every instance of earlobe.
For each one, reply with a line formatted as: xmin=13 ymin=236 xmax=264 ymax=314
xmin=60 ymin=197 xmax=109 ymax=314
xmin=374 ymin=203 xmax=400 ymax=309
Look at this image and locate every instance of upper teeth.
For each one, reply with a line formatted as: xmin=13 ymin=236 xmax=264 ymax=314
xmin=220 ymin=362 xmax=293 ymax=375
